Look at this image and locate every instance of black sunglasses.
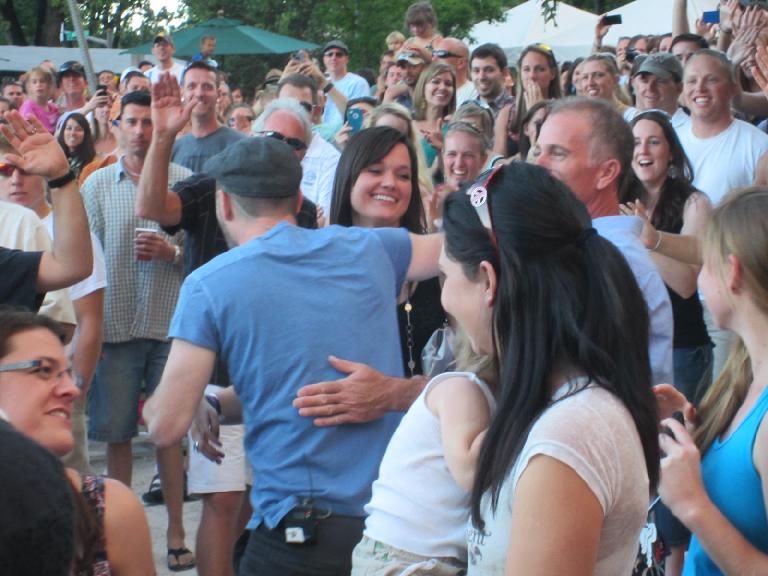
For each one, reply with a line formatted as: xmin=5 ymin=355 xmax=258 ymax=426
xmin=433 ymin=49 xmax=461 ymax=59
xmin=257 ymin=130 xmax=307 ymax=151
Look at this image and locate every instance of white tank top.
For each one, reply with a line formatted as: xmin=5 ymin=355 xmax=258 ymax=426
xmin=363 ymin=371 xmax=496 ymax=560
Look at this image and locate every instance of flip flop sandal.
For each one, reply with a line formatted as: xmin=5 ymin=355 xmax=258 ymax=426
xmin=167 ymin=547 xmax=196 ymax=572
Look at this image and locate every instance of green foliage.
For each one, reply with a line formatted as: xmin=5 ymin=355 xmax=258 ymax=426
xmin=177 ymin=0 xmax=504 ymax=103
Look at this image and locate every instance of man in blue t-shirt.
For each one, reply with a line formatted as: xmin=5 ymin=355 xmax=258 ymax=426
xmin=144 ymin=136 xmax=441 ymax=574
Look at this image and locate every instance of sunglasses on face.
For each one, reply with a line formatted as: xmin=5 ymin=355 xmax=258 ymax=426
xmin=433 ymin=49 xmax=461 ymax=59
xmin=256 ymin=130 xmax=307 ymax=151
xmin=324 ymin=51 xmax=346 ymax=58
xmin=0 ymin=162 xmax=24 ymax=177
xmin=298 ymin=101 xmax=313 ymax=114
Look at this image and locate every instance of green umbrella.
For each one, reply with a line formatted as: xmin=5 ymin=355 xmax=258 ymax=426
xmin=122 ymin=17 xmax=319 ymax=56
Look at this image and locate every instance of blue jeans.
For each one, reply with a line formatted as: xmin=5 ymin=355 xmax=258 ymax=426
xmin=87 ymin=339 xmax=171 ymax=443
xmin=656 ymin=344 xmax=714 ymax=550
xmin=673 ymin=344 xmax=713 ymax=406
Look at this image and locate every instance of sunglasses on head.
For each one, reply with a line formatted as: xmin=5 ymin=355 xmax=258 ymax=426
xmin=256 ymin=130 xmax=307 ymax=151
xmin=466 ymin=164 xmax=504 ymax=251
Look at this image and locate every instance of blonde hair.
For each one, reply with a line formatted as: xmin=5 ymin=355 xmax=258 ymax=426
xmin=582 ymin=54 xmax=630 ymax=108
xmin=452 ymin=327 xmax=497 ymax=392
xmin=693 ymin=187 xmax=768 ymax=454
xmin=24 ymin=66 xmax=54 ymax=90
xmin=386 ymin=31 xmax=406 ymax=46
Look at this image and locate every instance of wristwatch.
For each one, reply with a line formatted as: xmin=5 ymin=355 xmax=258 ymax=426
xmin=204 ymin=392 xmax=222 ymax=419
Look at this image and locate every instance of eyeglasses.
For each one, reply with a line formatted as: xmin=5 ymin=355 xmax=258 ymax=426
xmin=255 ymin=130 xmax=307 ymax=151
xmin=433 ymin=49 xmax=461 ymax=59
xmin=466 ymin=164 xmax=504 ymax=251
xmin=0 ymin=359 xmax=77 ymax=387
xmin=324 ymin=51 xmax=346 ymax=59
xmin=0 ymin=162 xmax=24 ymax=177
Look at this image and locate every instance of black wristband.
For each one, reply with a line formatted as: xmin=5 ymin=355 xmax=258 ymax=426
xmin=204 ymin=392 xmax=222 ymax=416
xmin=47 ymin=170 xmax=77 ymax=189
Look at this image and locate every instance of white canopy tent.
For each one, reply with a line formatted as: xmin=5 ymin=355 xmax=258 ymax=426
xmin=466 ymin=0 xmax=598 ymax=64
xmin=538 ymin=0 xmax=719 ymax=58
xmin=0 ymin=46 xmax=147 ymax=75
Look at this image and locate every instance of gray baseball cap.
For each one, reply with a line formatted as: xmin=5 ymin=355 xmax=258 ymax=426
xmin=633 ymin=52 xmax=683 ymax=82
xmin=203 ymin=137 xmax=302 ymax=198
xmin=323 ymin=40 xmax=349 ymax=55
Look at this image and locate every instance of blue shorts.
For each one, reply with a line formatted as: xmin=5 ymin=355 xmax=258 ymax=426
xmin=88 ymin=339 xmax=170 ymax=443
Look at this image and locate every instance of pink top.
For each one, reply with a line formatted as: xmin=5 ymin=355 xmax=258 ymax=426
xmin=19 ymin=99 xmax=59 ymax=134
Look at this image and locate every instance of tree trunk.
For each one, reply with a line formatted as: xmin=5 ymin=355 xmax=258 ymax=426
xmin=1 ymin=0 xmax=28 ymax=45
xmin=37 ymin=3 xmax=65 ymax=46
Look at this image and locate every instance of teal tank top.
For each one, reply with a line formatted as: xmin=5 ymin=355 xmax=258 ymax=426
xmin=683 ymin=385 xmax=768 ymax=575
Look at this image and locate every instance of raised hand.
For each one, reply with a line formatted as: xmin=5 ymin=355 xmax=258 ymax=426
xmin=151 ymin=72 xmax=195 ymax=138
xmin=751 ymin=45 xmax=768 ymax=97
xmin=619 ymin=199 xmax=659 ymax=249
xmin=524 ymin=80 xmax=544 ymax=108
xmin=0 ymin=111 xmax=69 ymax=179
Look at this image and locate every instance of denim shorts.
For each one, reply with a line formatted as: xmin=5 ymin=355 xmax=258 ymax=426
xmin=87 ymin=339 xmax=170 ymax=443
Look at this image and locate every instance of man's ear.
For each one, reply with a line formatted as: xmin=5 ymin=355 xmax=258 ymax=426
xmin=216 ymin=189 xmax=235 ymax=221
xmin=595 ymin=158 xmax=622 ymax=192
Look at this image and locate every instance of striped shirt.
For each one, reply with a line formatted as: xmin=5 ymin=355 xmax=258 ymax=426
xmin=82 ymin=157 xmax=191 ymax=343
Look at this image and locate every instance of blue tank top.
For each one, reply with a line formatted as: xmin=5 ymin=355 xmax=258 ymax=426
xmin=683 ymin=385 xmax=768 ymax=575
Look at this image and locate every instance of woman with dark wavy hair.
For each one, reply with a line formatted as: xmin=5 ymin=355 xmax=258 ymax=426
xmin=620 ymin=109 xmax=712 ymax=575
xmin=621 ymin=110 xmax=713 ymax=404
xmin=440 ymin=162 xmax=659 ymax=574
xmin=57 ymin=113 xmax=96 ymax=178
xmin=332 ymin=126 xmax=444 ymax=381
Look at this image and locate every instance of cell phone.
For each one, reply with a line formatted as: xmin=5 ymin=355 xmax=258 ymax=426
xmin=662 ymin=411 xmax=685 ymax=438
xmin=702 ymin=10 xmax=720 ymax=23
xmin=96 ymin=84 xmax=107 ymax=97
xmin=347 ymin=108 xmax=364 ymax=134
xmin=291 ymin=51 xmax=305 ymax=63
xmin=601 ymin=14 xmax=623 ymax=26
xmin=740 ymin=0 xmax=768 ymax=7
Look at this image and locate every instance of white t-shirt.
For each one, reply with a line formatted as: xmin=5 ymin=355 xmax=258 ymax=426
xmin=467 ymin=383 xmax=649 ymax=576
xmin=42 ymin=214 xmax=107 ymax=301
xmin=624 ymin=107 xmax=690 ymax=131
xmin=145 ymin=62 xmax=185 ymax=85
xmin=364 ymin=371 xmax=496 ymax=560
xmin=0 ymin=202 xmax=76 ymax=324
xmin=677 ymin=118 xmax=768 ymax=206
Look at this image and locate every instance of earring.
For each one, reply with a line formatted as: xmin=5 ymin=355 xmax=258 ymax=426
xmin=667 ymin=164 xmax=679 ymax=179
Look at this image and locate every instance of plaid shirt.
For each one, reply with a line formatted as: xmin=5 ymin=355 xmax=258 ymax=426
xmin=82 ymin=158 xmax=191 ymax=343
xmin=473 ymin=91 xmax=516 ymax=118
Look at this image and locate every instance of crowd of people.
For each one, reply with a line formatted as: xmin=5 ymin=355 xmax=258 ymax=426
xmin=2 ymin=0 xmax=768 ymax=574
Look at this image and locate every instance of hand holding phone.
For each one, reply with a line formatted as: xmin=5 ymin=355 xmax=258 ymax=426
xmin=347 ymin=108 xmax=364 ymax=134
